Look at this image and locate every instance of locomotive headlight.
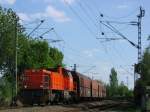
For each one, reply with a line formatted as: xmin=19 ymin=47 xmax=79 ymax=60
xmin=24 ymin=85 xmax=27 ymax=88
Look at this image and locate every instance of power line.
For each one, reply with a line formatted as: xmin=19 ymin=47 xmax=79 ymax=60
xmin=98 ymin=19 xmax=135 ymax=79
xmin=81 ymin=0 xmax=99 ymax=17
xmin=100 ymin=21 xmax=139 ymax=49
xmin=99 ymin=20 xmax=132 ymax=25
xmin=64 ymin=0 xmax=116 ymax=70
xmin=82 ymin=66 xmax=96 ymax=73
xmin=104 ymin=33 xmax=135 ymax=77
xmin=120 ymin=65 xmax=134 ymax=76
xmin=88 ymin=0 xmax=139 ymax=20
xmin=27 ymin=20 xmax=45 ymax=37
xmin=76 ymin=1 xmax=99 ymax=29
xmin=98 ymin=16 xmax=117 ymax=67
xmin=38 ymin=27 xmax=54 ymax=38
xmin=64 ymin=0 xmax=97 ymax=39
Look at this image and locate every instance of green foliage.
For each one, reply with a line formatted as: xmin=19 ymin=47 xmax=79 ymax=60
xmin=135 ymin=47 xmax=150 ymax=87
xmin=108 ymin=68 xmax=118 ymax=96
xmin=21 ymin=39 xmax=51 ymax=69
xmin=140 ymin=48 xmax=150 ymax=86
xmin=107 ymin=68 xmax=133 ymax=97
xmin=118 ymin=82 xmax=133 ymax=97
xmin=0 ymin=75 xmax=15 ymax=105
xmin=17 ymin=36 xmax=64 ymax=72
xmin=0 ymin=6 xmax=21 ymax=75
xmin=49 ymin=47 xmax=64 ymax=67
xmin=134 ymin=39 xmax=150 ymax=107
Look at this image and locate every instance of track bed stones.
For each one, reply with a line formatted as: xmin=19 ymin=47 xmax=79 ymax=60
xmin=0 ymin=100 xmax=136 ymax=112
xmin=0 ymin=105 xmax=80 ymax=112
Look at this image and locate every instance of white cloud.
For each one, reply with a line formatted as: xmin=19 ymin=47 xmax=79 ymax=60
xmin=18 ymin=5 xmax=71 ymax=23
xmin=45 ymin=5 xmax=71 ymax=22
xmin=0 ymin=0 xmax=16 ymax=5
xmin=117 ymin=4 xmax=128 ymax=9
xmin=18 ymin=13 xmax=31 ymax=22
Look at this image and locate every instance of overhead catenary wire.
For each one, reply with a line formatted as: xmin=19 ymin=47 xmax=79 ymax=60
xmin=100 ymin=20 xmax=133 ymax=25
xmin=81 ymin=0 xmax=99 ymax=18
xmin=37 ymin=27 xmax=54 ymax=38
xmin=111 ymin=42 xmax=135 ymax=76
xmin=27 ymin=20 xmax=45 ymax=37
xmin=76 ymin=1 xmax=99 ymax=29
xmin=64 ymin=0 xmax=115 ymax=70
xmin=82 ymin=66 xmax=96 ymax=73
xmin=101 ymin=28 xmax=134 ymax=74
xmin=61 ymin=1 xmax=133 ymax=75
xmin=62 ymin=0 xmax=137 ymax=80
xmin=99 ymin=32 xmax=135 ymax=83
xmin=98 ymin=20 xmax=134 ymax=77
xmin=119 ymin=65 xmax=134 ymax=76
xmin=95 ymin=4 xmax=140 ymax=84
xmin=81 ymin=1 xmax=134 ymax=78
xmin=98 ymin=15 xmax=117 ymax=67
xmin=101 ymin=28 xmax=135 ymax=77
xmin=64 ymin=0 xmax=97 ymax=39
xmin=87 ymin=0 xmax=139 ymax=20
xmin=100 ymin=21 xmax=139 ymax=49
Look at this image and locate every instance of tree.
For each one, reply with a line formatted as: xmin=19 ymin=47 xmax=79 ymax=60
xmin=0 ymin=7 xmax=22 ymax=76
xmin=137 ymin=46 xmax=150 ymax=86
xmin=109 ymin=68 xmax=118 ymax=97
xmin=118 ymin=81 xmax=133 ymax=97
xmin=20 ymin=39 xmax=52 ymax=69
xmin=0 ymin=7 xmax=23 ymax=104
xmin=106 ymin=68 xmax=133 ymax=97
xmin=49 ymin=47 xmax=64 ymax=67
xmin=135 ymin=46 xmax=150 ymax=86
xmin=134 ymin=38 xmax=150 ymax=106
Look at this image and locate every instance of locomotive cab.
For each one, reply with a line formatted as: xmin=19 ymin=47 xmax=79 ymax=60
xmin=20 ymin=69 xmax=51 ymax=105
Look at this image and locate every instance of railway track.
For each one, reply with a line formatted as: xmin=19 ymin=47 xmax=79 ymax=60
xmin=0 ymin=100 xmax=134 ymax=112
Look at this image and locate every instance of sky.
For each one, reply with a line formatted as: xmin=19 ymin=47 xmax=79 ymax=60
xmin=0 ymin=0 xmax=150 ymax=89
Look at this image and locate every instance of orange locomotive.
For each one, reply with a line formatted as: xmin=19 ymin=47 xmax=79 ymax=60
xmin=19 ymin=67 xmax=106 ymax=105
xmin=20 ymin=67 xmax=74 ymax=105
